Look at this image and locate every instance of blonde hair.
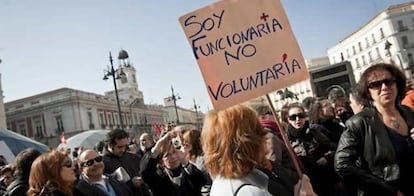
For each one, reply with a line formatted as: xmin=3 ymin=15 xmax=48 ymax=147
xmin=201 ymin=105 xmax=267 ymax=178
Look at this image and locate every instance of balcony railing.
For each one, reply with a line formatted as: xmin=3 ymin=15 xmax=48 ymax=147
xmin=398 ymin=26 xmax=409 ymax=32
xmin=403 ymin=43 xmax=414 ymax=49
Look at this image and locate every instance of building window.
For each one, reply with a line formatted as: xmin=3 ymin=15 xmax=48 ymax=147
xmin=19 ymin=123 xmax=27 ymax=136
xmin=371 ymin=33 xmax=376 ymax=44
xmin=87 ymin=111 xmax=94 ymax=129
xmin=121 ymin=76 xmax=127 ymax=84
xmin=346 ymin=49 xmax=350 ymax=58
xmin=358 ymin=42 xmax=362 ymax=52
xmin=376 ymin=47 xmax=381 ymax=59
xmin=143 ymin=115 xmax=148 ymax=125
xmin=114 ymin=114 xmax=119 ymax=127
xmin=355 ymin=58 xmax=360 ymax=68
xmin=88 ymin=112 xmax=93 ymax=124
xmin=132 ymin=74 xmax=137 ymax=83
xmin=380 ymin=28 xmax=385 ymax=39
xmin=368 ymin=51 xmax=373 ymax=62
xmin=402 ymin=36 xmax=409 ymax=48
xmin=34 ymin=119 xmax=43 ymax=138
xmin=107 ymin=114 xmax=113 ymax=127
xmin=55 ymin=115 xmax=64 ymax=133
xmin=365 ymin=37 xmax=370 ymax=48
xmin=134 ymin=113 xmax=138 ymax=125
xmin=398 ymin=20 xmax=408 ymax=31
xmin=398 ymin=20 xmax=403 ymax=29
xmin=99 ymin=113 xmax=105 ymax=128
xmin=138 ymin=113 xmax=143 ymax=125
xmin=412 ymin=18 xmax=414 ymax=29
xmin=362 ymin=55 xmax=366 ymax=66
xmin=408 ymin=53 xmax=414 ymax=64
xmin=128 ymin=114 xmax=132 ymax=126
xmin=352 ymin=46 xmax=356 ymax=55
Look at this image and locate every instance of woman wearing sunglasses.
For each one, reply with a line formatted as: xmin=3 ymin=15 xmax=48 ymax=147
xmin=335 ymin=63 xmax=414 ymax=196
xmin=286 ymin=103 xmax=338 ymax=196
xmin=27 ymin=150 xmax=84 ymax=196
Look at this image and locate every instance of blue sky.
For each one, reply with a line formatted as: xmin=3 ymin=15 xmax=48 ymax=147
xmin=0 ymin=0 xmax=409 ymax=112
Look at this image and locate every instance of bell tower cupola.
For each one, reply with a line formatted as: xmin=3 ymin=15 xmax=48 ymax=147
xmin=108 ymin=49 xmax=144 ymax=102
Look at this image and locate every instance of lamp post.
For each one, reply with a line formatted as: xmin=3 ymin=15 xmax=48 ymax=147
xmin=385 ymin=40 xmax=392 ymax=56
xmin=193 ymin=98 xmax=201 ymax=129
xmin=103 ymin=52 xmax=125 ymax=129
xmin=384 ymin=40 xmax=395 ymax=64
xmin=385 ymin=40 xmax=404 ymax=71
xmin=170 ymin=86 xmax=180 ymax=125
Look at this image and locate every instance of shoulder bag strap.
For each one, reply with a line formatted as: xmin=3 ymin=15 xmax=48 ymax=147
xmin=234 ymin=183 xmax=253 ymax=196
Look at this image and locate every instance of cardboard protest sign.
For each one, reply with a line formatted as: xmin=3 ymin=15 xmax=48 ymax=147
xmin=179 ymin=0 xmax=309 ymax=110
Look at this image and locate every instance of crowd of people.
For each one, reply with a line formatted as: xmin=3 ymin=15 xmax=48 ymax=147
xmin=0 ymin=62 xmax=414 ymax=196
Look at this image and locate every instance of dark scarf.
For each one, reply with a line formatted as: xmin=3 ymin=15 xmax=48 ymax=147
xmin=287 ymin=121 xmax=309 ymax=140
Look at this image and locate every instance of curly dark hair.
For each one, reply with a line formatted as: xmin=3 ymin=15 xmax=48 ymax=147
xmin=106 ymin=129 xmax=128 ymax=146
xmin=357 ymin=63 xmax=406 ymax=104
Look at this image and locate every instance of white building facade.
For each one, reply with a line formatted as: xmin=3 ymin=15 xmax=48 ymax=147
xmin=163 ymin=97 xmax=204 ymax=129
xmin=5 ymin=50 xmax=166 ymax=147
xmin=328 ymin=2 xmax=414 ymax=82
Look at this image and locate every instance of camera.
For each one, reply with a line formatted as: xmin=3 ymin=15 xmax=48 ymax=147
xmin=171 ymin=137 xmax=182 ymax=149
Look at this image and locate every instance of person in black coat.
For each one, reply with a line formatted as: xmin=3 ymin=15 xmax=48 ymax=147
xmin=335 ymin=63 xmax=414 ymax=196
xmin=286 ymin=103 xmax=338 ymax=196
xmin=309 ymin=99 xmax=345 ymax=144
xmin=102 ymin=129 xmax=150 ymax=196
xmin=140 ymin=130 xmax=207 ymax=196
xmin=76 ymin=149 xmax=133 ymax=196
xmin=3 ymin=148 xmax=41 ymax=196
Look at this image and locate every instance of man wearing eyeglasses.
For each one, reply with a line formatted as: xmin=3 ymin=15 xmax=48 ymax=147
xmin=76 ymin=149 xmax=133 ymax=196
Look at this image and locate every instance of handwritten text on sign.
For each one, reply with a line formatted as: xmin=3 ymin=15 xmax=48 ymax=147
xmin=179 ymin=0 xmax=309 ymax=110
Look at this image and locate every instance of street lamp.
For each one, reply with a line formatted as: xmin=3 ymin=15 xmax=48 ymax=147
xmin=169 ymin=86 xmax=180 ymax=125
xmin=384 ymin=40 xmax=405 ymax=71
xmin=193 ymin=98 xmax=201 ymax=129
xmin=103 ymin=52 xmax=126 ymax=129
xmin=385 ymin=40 xmax=392 ymax=57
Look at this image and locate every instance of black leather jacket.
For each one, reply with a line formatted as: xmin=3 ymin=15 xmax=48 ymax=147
xmin=335 ymin=105 xmax=414 ymax=196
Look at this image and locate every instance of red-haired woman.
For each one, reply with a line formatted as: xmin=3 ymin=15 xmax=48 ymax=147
xmin=201 ymin=104 xmax=272 ymax=196
xmin=27 ymin=150 xmax=83 ymax=196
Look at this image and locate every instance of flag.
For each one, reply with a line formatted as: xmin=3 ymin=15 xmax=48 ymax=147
xmin=153 ymin=123 xmax=162 ymax=135
xmin=60 ymin=132 xmax=67 ymax=144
